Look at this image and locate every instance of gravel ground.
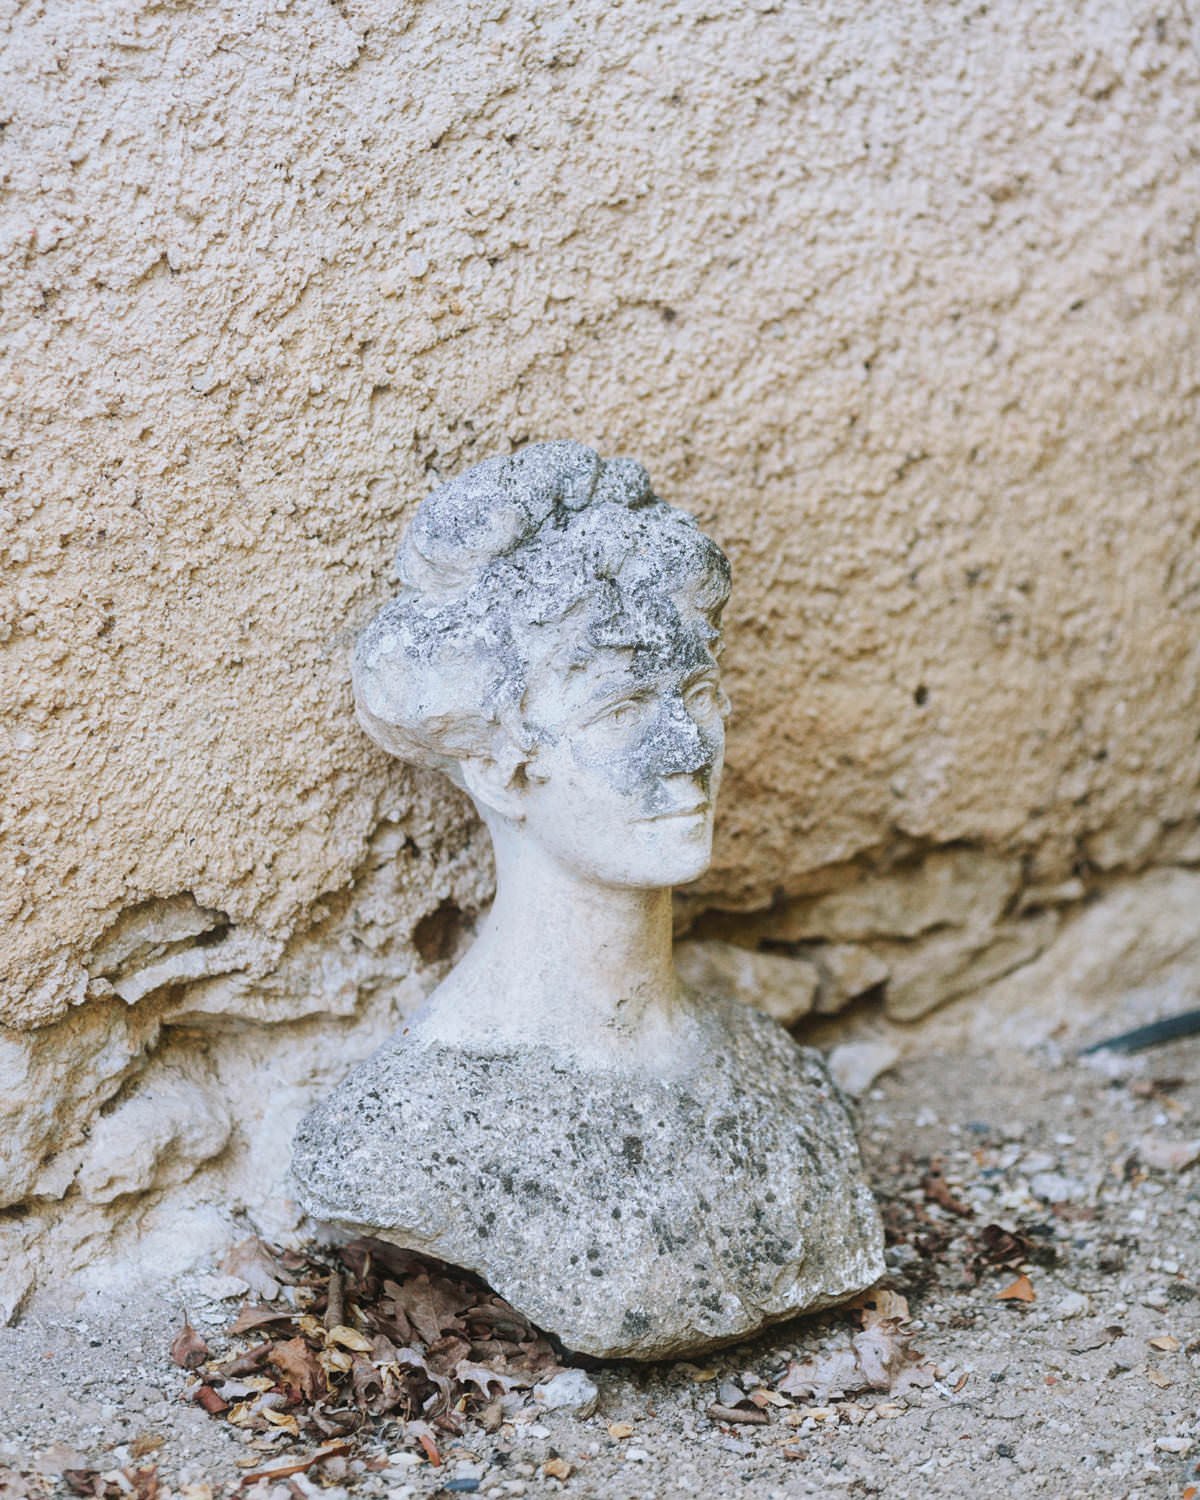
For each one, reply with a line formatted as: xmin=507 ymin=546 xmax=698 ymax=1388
xmin=2 ymin=989 xmax=1197 ymax=1500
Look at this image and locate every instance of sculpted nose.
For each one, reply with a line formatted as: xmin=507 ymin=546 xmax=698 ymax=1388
xmin=653 ymin=695 xmax=711 ymax=776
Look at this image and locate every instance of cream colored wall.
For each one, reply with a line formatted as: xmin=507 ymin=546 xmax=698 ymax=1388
xmin=2 ymin=0 xmax=1198 ymax=1311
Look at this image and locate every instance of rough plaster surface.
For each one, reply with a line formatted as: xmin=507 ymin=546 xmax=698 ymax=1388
xmin=1 ymin=1 xmax=1199 ymax=1306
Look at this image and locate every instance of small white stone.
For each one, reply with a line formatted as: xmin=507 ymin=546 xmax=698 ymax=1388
xmin=1155 ymin=1437 xmax=1191 ymax=1454
xmin=1029 ymin=1171 xmax=1082 ymax=1204
xmin=190 ymin=1272 xmax=250 ymax=1301
xmin=1055 ymin=1291 xmax=1089 ymax=1319
xmin=533 ymin=1369 xmax=599 ymax=1417
xmin=827 ymin=1040 xmax=900 ymax=1097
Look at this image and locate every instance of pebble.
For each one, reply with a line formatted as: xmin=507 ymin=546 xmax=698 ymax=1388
xmin=828 ymin=1041 xmax=901 ymax=1098
xmin=533 ymin=1370 xmax=598 ymax=1418
xmin=189 ymin=1273 xmax=250 ymax=1301
xmin=1029 ymin=1171 xmax=1083 ymax=1203
xmin=1055 ymin=1291 xmax=1089 ymax=1319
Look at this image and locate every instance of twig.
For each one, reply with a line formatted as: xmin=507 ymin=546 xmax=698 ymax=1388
xmin=324 ymin=1269 xmax=344 ymax=1331
xmin=235 ymin=1440 xmax=352 ymax=1486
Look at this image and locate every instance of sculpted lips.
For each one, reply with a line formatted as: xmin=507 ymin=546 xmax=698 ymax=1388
xmin=641 ymin=802 xmax=710 ymax=822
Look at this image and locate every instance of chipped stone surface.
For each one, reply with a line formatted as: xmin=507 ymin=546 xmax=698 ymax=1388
xmin=294 ymin=994 xmax=884 ymax=1359
xmin=675 ymin=940 xmax=821 ymax=1027
xmin=675 ymin=937 xmax=890 ymax=1025
xmin=972 ymin=868 xmax=1200 ymax=1033
xmin=878 ymin=909 xmax=1061 ymax=1022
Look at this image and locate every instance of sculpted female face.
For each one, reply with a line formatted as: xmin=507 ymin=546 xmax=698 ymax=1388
xmin=351 ymin=442 xmax=732 ymax=891
xmin=512 ymin=633 xmax=730 ymax=889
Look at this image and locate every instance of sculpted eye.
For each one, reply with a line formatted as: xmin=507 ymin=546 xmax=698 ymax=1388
xmin=599 ymin=699 xmax=640 ymax=727
xmin=685 ymin=680 xmax=721 ymax=713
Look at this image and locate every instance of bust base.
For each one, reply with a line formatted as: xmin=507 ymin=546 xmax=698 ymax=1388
xmin=291 ymin=994 xmax=885 ymax=1359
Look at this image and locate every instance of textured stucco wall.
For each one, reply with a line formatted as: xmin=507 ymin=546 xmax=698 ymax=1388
xmin=2 ymin=0 xmax=1198 ymax=1311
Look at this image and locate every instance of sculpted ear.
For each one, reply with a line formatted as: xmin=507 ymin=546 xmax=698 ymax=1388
xmin=459 ymin=747 xmax=528 ymax=822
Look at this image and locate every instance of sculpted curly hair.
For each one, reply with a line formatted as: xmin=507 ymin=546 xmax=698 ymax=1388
xmin=352 ymin=441 xmax=731 ymax=783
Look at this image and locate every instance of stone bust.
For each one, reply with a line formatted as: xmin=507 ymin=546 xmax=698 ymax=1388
xmin=292 ymin=441 xmax=883 ymax=1358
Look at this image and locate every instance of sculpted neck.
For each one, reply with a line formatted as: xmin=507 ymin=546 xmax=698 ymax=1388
xmin=411 ymin=815 xmax=693 ymax=1068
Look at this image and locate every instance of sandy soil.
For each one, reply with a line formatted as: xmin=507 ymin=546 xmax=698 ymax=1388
xmin=1 ymin=988 xmax=1197 ymax=1500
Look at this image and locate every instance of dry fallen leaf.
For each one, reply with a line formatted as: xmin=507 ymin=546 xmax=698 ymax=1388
xmin=407 ymin=1421 xmax=442 ymax=1466
xmin=543 ymin=1458 xmax=573 ymax=1480
xmin=1148 ymin=1334 xmax=1180 ymax=1352
xmin=971 ymin=1224 xmax=1036 ymax=1273
xmin=326 ymin=1324 xmax=373 ymax=1353
xmin=708 ymin=1403 xmax=769 ymax=1425
xmin=169 ymin=1313 xmax=209 ymax=1369
xmin=776 ymin=1321 xmax=935 ymax=1403
xmin=392 ymin=1274 xmax=449 ymax=1346
xmin=268 ymin=1336 xmax=326 ymax=1401
xmin=749 ymin=1388 xmax=790 ymax=1408
xmin=0 ymin=1467 xmax=37 ymax=1500
xmin=131 ymin=1466 xmax=160 ymax=1500
xmin=607 ymin=1422 xmax=635 ymax=1439
xmin=922 ymin=1165 xmax=974 ymax=1218
xmin=996 ymin=1274 xmax=1036 ymax=1303
xmin=1146 ymin=1367 xmax=1172 ymax=1388
xmin=221 ymin=1238 xmax=285 ymax=1300
xmin=233 ymin=1442 xmax=353 ymax=1487
xmin=855 ymin=1288 xmax=911 ymax=1325
xmin=261 ymin=1409 xmax=301 ymax=1436
xmin=229 ymin=1304 xmax=295 ymax=1336
xmin=455 ymin=1360 xmax=534 ymax=1396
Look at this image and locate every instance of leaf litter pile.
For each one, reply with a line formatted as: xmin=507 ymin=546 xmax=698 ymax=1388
xmin=167 ymin=1235 xmax=957 ymax=1481
xmin=171 ymin=1238 xmax=569 ymax=1484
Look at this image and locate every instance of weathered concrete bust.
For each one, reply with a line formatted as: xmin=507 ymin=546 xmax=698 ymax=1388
xmin=292 ymin=441 xmax=884 ymax=1358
